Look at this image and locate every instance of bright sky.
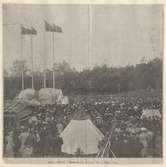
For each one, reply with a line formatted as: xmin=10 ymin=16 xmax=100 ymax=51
xmin=3 ymin=4 xmax=163 ymax=71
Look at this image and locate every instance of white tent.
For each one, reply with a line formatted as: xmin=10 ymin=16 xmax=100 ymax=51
xmin=61 ymin=96 xmax=69 ymax=105
xmin=21 ymin=99 xmax=40 ymax=107
xmin=140 ymin=109 xmax=161 ymax=120
xmin=38 ymin=88 xmax=63 ymax=105
xmin=18 ymin=89 xmax=36 ymax=101
xmin=17 ymin=89 xmax=40 ymax=106
xmin=60 ymin=119 xmax=104 ymax=155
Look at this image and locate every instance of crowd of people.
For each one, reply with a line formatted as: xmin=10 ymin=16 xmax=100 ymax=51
xmin=4 ymin=90 xmax=162 ymax=158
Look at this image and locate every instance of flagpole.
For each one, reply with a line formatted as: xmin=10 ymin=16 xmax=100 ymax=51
xmin=88 ymin=4 xmax=92 ymax=69
xmin=43 ymin=25 xmax=47 ymax=88
xmin=88 ymin=4 xmax=92 ymax=91
xmin=31 ymin=34 xmax=34 ymax=89
xmin=52 ymin=31 xmax=55 ymax=89
xmin=20 ymin=25 xmax=24 ymax=90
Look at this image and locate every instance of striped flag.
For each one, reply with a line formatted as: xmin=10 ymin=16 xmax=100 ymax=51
xmin=21 ymin=26 xmax=37 ymax=35
xmin=45 ymin=21 xmax=63 ymax=33
xmin=52 ymin=24 xmax=63 ymax=33
xmin=57 ymin=25 xmax=62 ymax=33
xmin=31 ymin=27 xmax=37 ymax=35
xmin=52 ymin=24 xmax=58 ymax=32
xmin=21 ymin=26 xmax=32 ymax=35
xmin=45 ymin=21 xmax=53 ymax=31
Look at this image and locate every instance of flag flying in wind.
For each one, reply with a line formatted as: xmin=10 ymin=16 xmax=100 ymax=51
xmin=45 ymin=21 xmax=63 ymax=33
xmin=57 ymin=26 xmax=62 ymax=33
xmin=52 ymin=24 xmax=58 ymax=32
xmin=31 ymin=27 xmax=37 ymax=35
xmin=45 ymin=21 xmax=53 ymax=31
xmin=53 ymin=24 xmax=63 ymax=33
xmin=21 ymin=26 xmax=37 ymax=35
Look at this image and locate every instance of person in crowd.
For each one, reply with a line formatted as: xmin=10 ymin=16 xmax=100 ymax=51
xmin=22 ymin=129 xmax=35 ymax=157
xmin=39 ymin=125 xmax=49 ymax=157
xmin=56 ymin=120 xmax=64 ymax=134
xmin=54 ymin=133 xmax=63 ymax=156
xmin=18 ymin=126 xmax=30 ymax=157
xmin=33 ymin=130 xmax=41 ymax=157
xmin=4 ymin=92 xmax=162 ymax=158
xmin=5 ymin=131 xmax=14 ymax=157
xmin=13 ymin=128 xmax=21 ymax=157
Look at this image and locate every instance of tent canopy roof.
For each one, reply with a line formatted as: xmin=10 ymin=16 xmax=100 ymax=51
xmin=38 ymin=88 xmax=64 ymax=105
xmin=60 ymin=118 xmax=104 ymax=155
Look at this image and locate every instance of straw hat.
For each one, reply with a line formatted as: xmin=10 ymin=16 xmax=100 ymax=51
xmin=141 ymin=127 xmax=148 ymax=132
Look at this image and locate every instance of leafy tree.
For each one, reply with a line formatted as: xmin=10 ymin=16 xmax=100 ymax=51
xmin=3 ymin=58 xmax=163 ymax=100
xmin=10 ymin=60 xmax=28 ymax=77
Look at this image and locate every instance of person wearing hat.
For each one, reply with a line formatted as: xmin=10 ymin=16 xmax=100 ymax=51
xmin=5 ymin=131 xmax=14 ymax=157
xmin=13 ymin=128 xmax=21 ymax=157
xmin=56 ymin=120 xmax=64 ymax=135
xmin=139 ymin=128 xmax=154 ymax=157
xmin=39 ymin=125 xmax=48 ymax=157
xmin=33 ymin=130 xmax=41 ymax=157
xmin=23 ymin=130 xmax=35 ymax=157
xmin=18 ymin=127 xmax=30 ymax=157
xmin=54 ymin=132 xmax=63 ymax=157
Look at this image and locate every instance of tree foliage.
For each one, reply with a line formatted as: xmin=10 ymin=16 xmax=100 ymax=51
xmin=4 ymin=58 xmax=162 ymax=99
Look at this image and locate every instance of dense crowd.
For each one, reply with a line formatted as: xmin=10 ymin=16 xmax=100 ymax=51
xmin=4 ymin=91 xmax=162 ymax=158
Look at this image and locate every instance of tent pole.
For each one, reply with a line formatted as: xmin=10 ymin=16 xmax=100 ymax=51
xmin=31 ymin=34 xmax=34 ymax=89
xmin=52 ymin=31 xmax=55 ymax=89
xmin=108 ymin=141 xmax=116 ymax=158
xmin=20 ymin=24 xmax=24 ymax=90
xmin=88 ymin=4 xmax=92 ymax=69
xmin=44 ymin=69 xmax=46 ymax=88
xmin=101 ymin=139 xmax=109 ymax=157
xmin=43 ymin=26 xmax=47 ymax=88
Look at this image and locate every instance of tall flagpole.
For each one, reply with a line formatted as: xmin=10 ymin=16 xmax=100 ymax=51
xmin=88 ymin=4 xmax=92 ymax=91
xmin=52 ymin=31 xmax=55 ymax=89
xmin=31 ymin=34 xmax=34 ymax=89
xmin=20 ymin=25 xmax=24 ymax=90
xmin=88 ymin=4 xmax=92 ymax=69
xmin=43 ymin=25 xmax=47 ymax=88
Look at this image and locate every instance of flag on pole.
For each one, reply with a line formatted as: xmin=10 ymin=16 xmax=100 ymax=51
xmin=56 ymin=25 xmax=63 ymax=33
xmin=52 ymin=24 xmax=63 ymax=33
xmin=52 ymin=24 xmax=58 ymax=32
xmin=21 ymin=26 xmax=32 ymax=35
xmin=21 ymin=26 xmax=37 ymax=35
xmin=31 ymin=27 xmax=37 ymax=35
xmin=45 ymin=20 xmax=63 ymax=33
xmin=45 ymin=21 xmax=53 ymax=31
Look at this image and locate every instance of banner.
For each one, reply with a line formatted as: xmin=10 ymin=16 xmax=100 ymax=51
xmin=21 ymin=26 xmax=37 ymax=35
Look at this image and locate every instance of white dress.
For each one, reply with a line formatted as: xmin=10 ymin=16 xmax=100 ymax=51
xmin=19 ymin=132 xmax=29 ymax=156
xmin=5 ymin=136 xmax=14 ymax=157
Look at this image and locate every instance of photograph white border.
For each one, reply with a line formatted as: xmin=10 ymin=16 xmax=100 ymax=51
xmin=0 ymin=0 xmax=165 ymax=166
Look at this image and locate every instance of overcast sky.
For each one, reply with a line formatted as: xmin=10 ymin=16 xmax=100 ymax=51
xmin=3 ymin=4 xmax=163 ymax=71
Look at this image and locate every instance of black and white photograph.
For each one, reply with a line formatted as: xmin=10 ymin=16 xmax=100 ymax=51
xmin=2 ymin=3 xmax=163 ymax=163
